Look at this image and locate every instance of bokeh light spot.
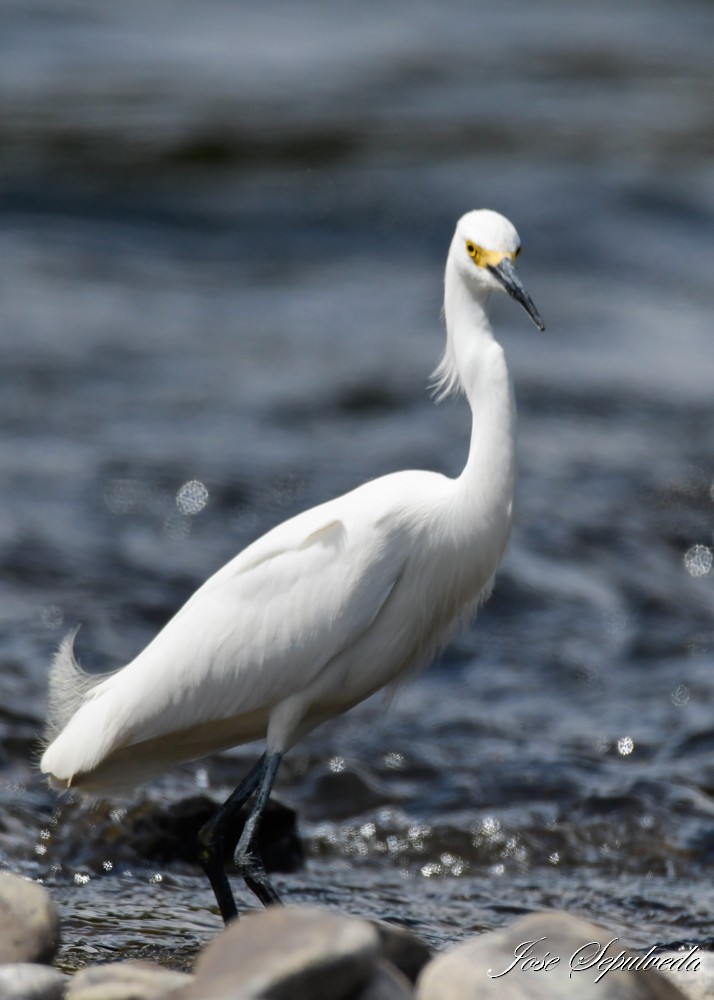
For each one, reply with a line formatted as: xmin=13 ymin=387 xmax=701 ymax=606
xmin=176 ymin=480 xmax=209 ymax=516
xmin=684 ymin=544 xmax=712 ymax=577
xmin=40 ymin=605 xmax=64 ymax=628
xmin=671 ymin=683 xmax=691 ymax=707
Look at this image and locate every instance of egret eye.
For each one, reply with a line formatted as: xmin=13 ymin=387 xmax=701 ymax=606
xmin=466 ymin=241 xmax=483 ymax=266
xmin=515 ymin=246 xmax=522 ymax=258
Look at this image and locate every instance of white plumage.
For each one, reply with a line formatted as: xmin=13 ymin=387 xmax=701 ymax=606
xmin=40 ymin=209 xmax=543 ymax=919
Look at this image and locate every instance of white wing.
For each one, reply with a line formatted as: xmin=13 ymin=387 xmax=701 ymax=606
xmin=125 ymin=499 xmax=408 ymax=737
xmin=41 ymin=472 xmax=436 ymax=783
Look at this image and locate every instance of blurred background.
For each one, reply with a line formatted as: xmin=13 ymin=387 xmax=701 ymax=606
xmin=1 ymin=0 xmax=713 ymax=969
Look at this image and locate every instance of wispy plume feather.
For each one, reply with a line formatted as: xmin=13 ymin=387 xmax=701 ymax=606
xmin=429 ymin=345 xmax=463 ymax=401
xmin=45 ymin=629 xmax=103 ymax=739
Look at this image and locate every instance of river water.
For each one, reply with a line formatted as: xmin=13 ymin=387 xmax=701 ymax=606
xmin=1 ymin=0 xmax=713 ymax=972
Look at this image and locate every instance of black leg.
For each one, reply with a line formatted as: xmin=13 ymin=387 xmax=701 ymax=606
xmin=233 ymin=751 xmax=283 ymax=908
xmin=197 ymin=753 xmax=268 ymax=923
xmin=197 ymin=750 xmax=285 ymax=923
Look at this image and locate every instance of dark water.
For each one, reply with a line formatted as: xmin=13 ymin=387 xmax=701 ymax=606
xmin=1 ymin=0 xmax=713 ymax=972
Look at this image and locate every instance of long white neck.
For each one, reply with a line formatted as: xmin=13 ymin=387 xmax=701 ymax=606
xmin=442 ymin=264 xmax=516 ymax=519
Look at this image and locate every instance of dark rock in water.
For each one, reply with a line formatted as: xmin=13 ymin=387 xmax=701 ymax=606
xmin=183 ymin=905 xmax=381 ymax=1000
xmin=125 ymin=795 xmax=303 ymax=873
xmin=370 ymin=918 xmax=432 ymax=983
xmin=0 ymin=963 xmax=67 ymax=1000
xmin=0 ymin=872 xmax=60 ymax=965
xmin=416 ymin=910 xmax=688 ymax=1000
xmin=306 ymin=767 xmax=391 ymax=821
xmin=65 ymin=960 xmax=191 ymax=999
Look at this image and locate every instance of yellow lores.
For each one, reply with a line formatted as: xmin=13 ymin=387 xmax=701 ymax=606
xmin=466 ymin=240 xmax=521 ymax=268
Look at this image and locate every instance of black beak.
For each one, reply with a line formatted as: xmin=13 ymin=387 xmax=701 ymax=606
xmin=488 ymin=257 xmax=545 ymax=331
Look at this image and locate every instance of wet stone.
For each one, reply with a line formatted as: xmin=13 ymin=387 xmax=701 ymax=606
xmin=65 ymin=960 xmax=191 ymax=1000
xmin=125 ymin=795 xmax=303 ymax=873
xmin=0 ymin=963 xmax=68 ymax=1000
xmin=306 ymin=767 xmax=391 ymax=821
xmin=416 ymin=911 xmax=688 ymax=1000
xmin=0 ymin=872 xmax=61 ymax=965
xmin=183 ymin=905 xmax=380 ymax=1000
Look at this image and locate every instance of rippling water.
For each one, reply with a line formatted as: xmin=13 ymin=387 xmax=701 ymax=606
xmin=1 ymin=0 xmax=713 ymax=970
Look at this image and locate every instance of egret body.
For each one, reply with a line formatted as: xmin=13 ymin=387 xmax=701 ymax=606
xmin=41 ymin=209 xmax=543 ymax=921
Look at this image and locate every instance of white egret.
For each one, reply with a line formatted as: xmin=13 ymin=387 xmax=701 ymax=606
xmin=40 ymin=209 xmax=543 ymax=922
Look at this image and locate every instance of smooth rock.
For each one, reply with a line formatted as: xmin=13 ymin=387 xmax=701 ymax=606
xmin=306 ymin=768 xmax=391 ymax=821
xmin=370 ymin=919 xmax=431 ymax=983
xmin=183 ymin=905 xmax=380 ymax=1000
xmin=66 ymin=960 xmax=191 ymax=1000
xmin=416 ymin=910 xmax=689 ymax=1000
xmin=355 ymin=960 xmax=414 ymax=999
xmin=0 ymin=963 xmax=67 ymax=1000
xmin=0 ymin=872 xmax=61 ymax=965
xmin=656 ymin=949 xmax=714 ymax=1000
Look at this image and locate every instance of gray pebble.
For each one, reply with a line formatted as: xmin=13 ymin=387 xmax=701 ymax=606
xmin=416 ymin=910 xmax=688 ymax=1000
xmin=65 ymin=960 xmax=191 ymax=1000
xmin=0 ymin=963 xmax=68 ymax=1000
xmin=0 ymin=872 xmax=61 ymax=965
xmin=182 ymin=905 xmax=380 ymax=1000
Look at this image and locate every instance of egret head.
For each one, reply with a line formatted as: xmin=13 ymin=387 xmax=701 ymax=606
xmin=450 ymin=209 xmax=544 ymax=331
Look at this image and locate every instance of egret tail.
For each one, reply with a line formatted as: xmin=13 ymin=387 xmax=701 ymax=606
xmin=45 ymin=629 xmax=103 ymax=739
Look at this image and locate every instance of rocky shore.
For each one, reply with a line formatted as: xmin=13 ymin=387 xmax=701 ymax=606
xmin=0 ymin=870 xmax=711 ymax=999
